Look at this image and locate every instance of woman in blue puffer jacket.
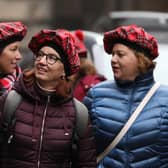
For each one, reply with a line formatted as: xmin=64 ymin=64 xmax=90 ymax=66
xmin=83 ymin=24 xmax=168 ymax=168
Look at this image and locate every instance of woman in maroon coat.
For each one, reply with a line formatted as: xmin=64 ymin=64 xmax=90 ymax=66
xmin=0 ymin=29 xmax=96 ymax=168
xmin=71 ymin=30 xmax=106 ymax=101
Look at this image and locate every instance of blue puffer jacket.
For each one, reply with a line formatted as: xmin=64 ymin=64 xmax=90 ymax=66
xmin=83 ymin=71 xmax=168 ymax=168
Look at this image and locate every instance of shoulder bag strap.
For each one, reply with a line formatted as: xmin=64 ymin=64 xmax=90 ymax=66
xmin=97 ymin=82 xmax=160 ymax=163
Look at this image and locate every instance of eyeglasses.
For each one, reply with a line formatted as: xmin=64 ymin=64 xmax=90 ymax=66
xmin=36 ymin=51 xmax=62 ymax=65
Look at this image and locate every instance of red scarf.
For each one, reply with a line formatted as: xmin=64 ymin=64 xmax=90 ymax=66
xmin=0 ymin=66 xmax=21 ymax=96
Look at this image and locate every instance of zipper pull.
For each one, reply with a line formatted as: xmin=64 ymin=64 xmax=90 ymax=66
xmin=8 ymin=135 xmax=13 ymax=143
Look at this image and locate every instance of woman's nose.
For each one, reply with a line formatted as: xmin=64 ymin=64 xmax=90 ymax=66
xmin=39 ymin=55 xmax=47 ymax=64
xmin=111 ymin=54 xmax=118 ymax=63
xmin=16 ymin=51 xmax=22 ymax=61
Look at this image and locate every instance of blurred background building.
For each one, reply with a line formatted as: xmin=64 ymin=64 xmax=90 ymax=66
xmin=0 ymin=0 xmax=168 ymax=56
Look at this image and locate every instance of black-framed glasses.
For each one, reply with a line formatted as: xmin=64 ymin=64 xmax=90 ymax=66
xmin=36 ymin=51 xmax=62 ymax=65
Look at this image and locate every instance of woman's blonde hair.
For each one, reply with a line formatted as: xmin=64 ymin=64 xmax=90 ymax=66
xmin=135 ymin=50 xmax=156 ymax=74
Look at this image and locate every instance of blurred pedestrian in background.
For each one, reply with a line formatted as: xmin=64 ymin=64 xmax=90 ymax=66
xmin=0 ymin=21 xmax=27 ymax=96
xmin=71 ymin=30 xmax=106 ymax=101
xmin=84 ymin=24 xmax=168 ymax=168
xmin=0 ymin=28 xmax=96 ymax=168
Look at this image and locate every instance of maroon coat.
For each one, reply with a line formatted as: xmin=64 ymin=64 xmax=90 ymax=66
xmin=73 ymin=74 xmax=106 ymax=101
xmin=0 ymin=76 xmax=96 ymax=168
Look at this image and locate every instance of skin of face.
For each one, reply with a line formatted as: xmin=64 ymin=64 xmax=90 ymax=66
xmin=34 ymin=46 xmax=65 ymax=90
xmin=0 ymin=41 xmax=22 ymax=74
xmin=111 ymin=43 xmax=139 ymax=81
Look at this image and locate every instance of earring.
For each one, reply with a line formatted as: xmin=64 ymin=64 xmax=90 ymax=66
xmin=60 ymin=75 xmax=65 ymax=80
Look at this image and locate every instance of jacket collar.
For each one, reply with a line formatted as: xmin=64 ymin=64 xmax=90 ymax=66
xmin=115 ymin=70 xmax=155 ymax=88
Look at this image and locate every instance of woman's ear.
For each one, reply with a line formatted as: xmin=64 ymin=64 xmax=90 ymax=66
xmin=60 ymin=74 xmax=66 ymax=80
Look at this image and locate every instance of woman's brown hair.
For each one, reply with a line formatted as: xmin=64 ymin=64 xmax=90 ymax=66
xmin=135 ymin=51 xmax=156 ymax=74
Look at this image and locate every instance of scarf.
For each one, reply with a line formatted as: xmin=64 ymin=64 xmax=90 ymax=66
xmin=0 ymin=66 xmax=22 ymax=96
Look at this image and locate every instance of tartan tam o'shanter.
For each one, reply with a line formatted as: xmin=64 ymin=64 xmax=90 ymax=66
xmin=28 ymin=29 xmax=80 ymax=76
xmin=103 ymin=24 xmax=159 ymax=60
xmin=0 ymin=21 xmax=27 ymax=44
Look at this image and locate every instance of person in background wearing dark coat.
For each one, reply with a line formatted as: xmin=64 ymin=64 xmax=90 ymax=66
xmin=0 ymin=29 xmax=96 ymax=168
xmin=0 ymin=21 xmax=27 ymax=96
xmin=71 ymin=30 xmax=106 ymax=101
xmin=83 ymin=24 xmax=168 ymax=168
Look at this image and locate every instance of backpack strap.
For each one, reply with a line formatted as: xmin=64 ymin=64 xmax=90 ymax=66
xmin=3 ymin=90 xmax=89 ymax=137
xmin=3 ymin=90 xmax=22 ymax=130
xmin=71 ymin=98 xmax=89 ymax=167
xmin=73 ymin=98 xmax=88 ymax=137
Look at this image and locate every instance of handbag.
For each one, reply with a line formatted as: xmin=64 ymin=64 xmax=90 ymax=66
xmin=97 ymin=82 xmax=160 ymax=163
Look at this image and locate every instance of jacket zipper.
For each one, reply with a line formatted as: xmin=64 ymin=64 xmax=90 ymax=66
xmin=37 ymin=96 xmax=50 ymax=168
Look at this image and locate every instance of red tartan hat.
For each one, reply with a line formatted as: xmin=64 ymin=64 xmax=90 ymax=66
xmin=0 ymin=21 xmax=27 ymax=46
xmin=103 ymin=24 xmax=159 ymax=59
xmin=28 ymin=29 xmax=80 ymax=76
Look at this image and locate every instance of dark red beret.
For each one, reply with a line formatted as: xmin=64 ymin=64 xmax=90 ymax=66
xmin=103 ymin=24 xmax=159 ymax=60
xmin=28 ymin=29 xmax=80 ymax=76
xmin=0 ymin=21 xmax=27 ymax=43
xmin=0 ymin=21 xmax=27 ymax=52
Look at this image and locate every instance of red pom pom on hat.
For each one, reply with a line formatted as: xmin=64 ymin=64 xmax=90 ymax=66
xmin=74 ymin=30 xmax=84 ymax=41
xmin=73 ymin=30 xmax=87 ymax=58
